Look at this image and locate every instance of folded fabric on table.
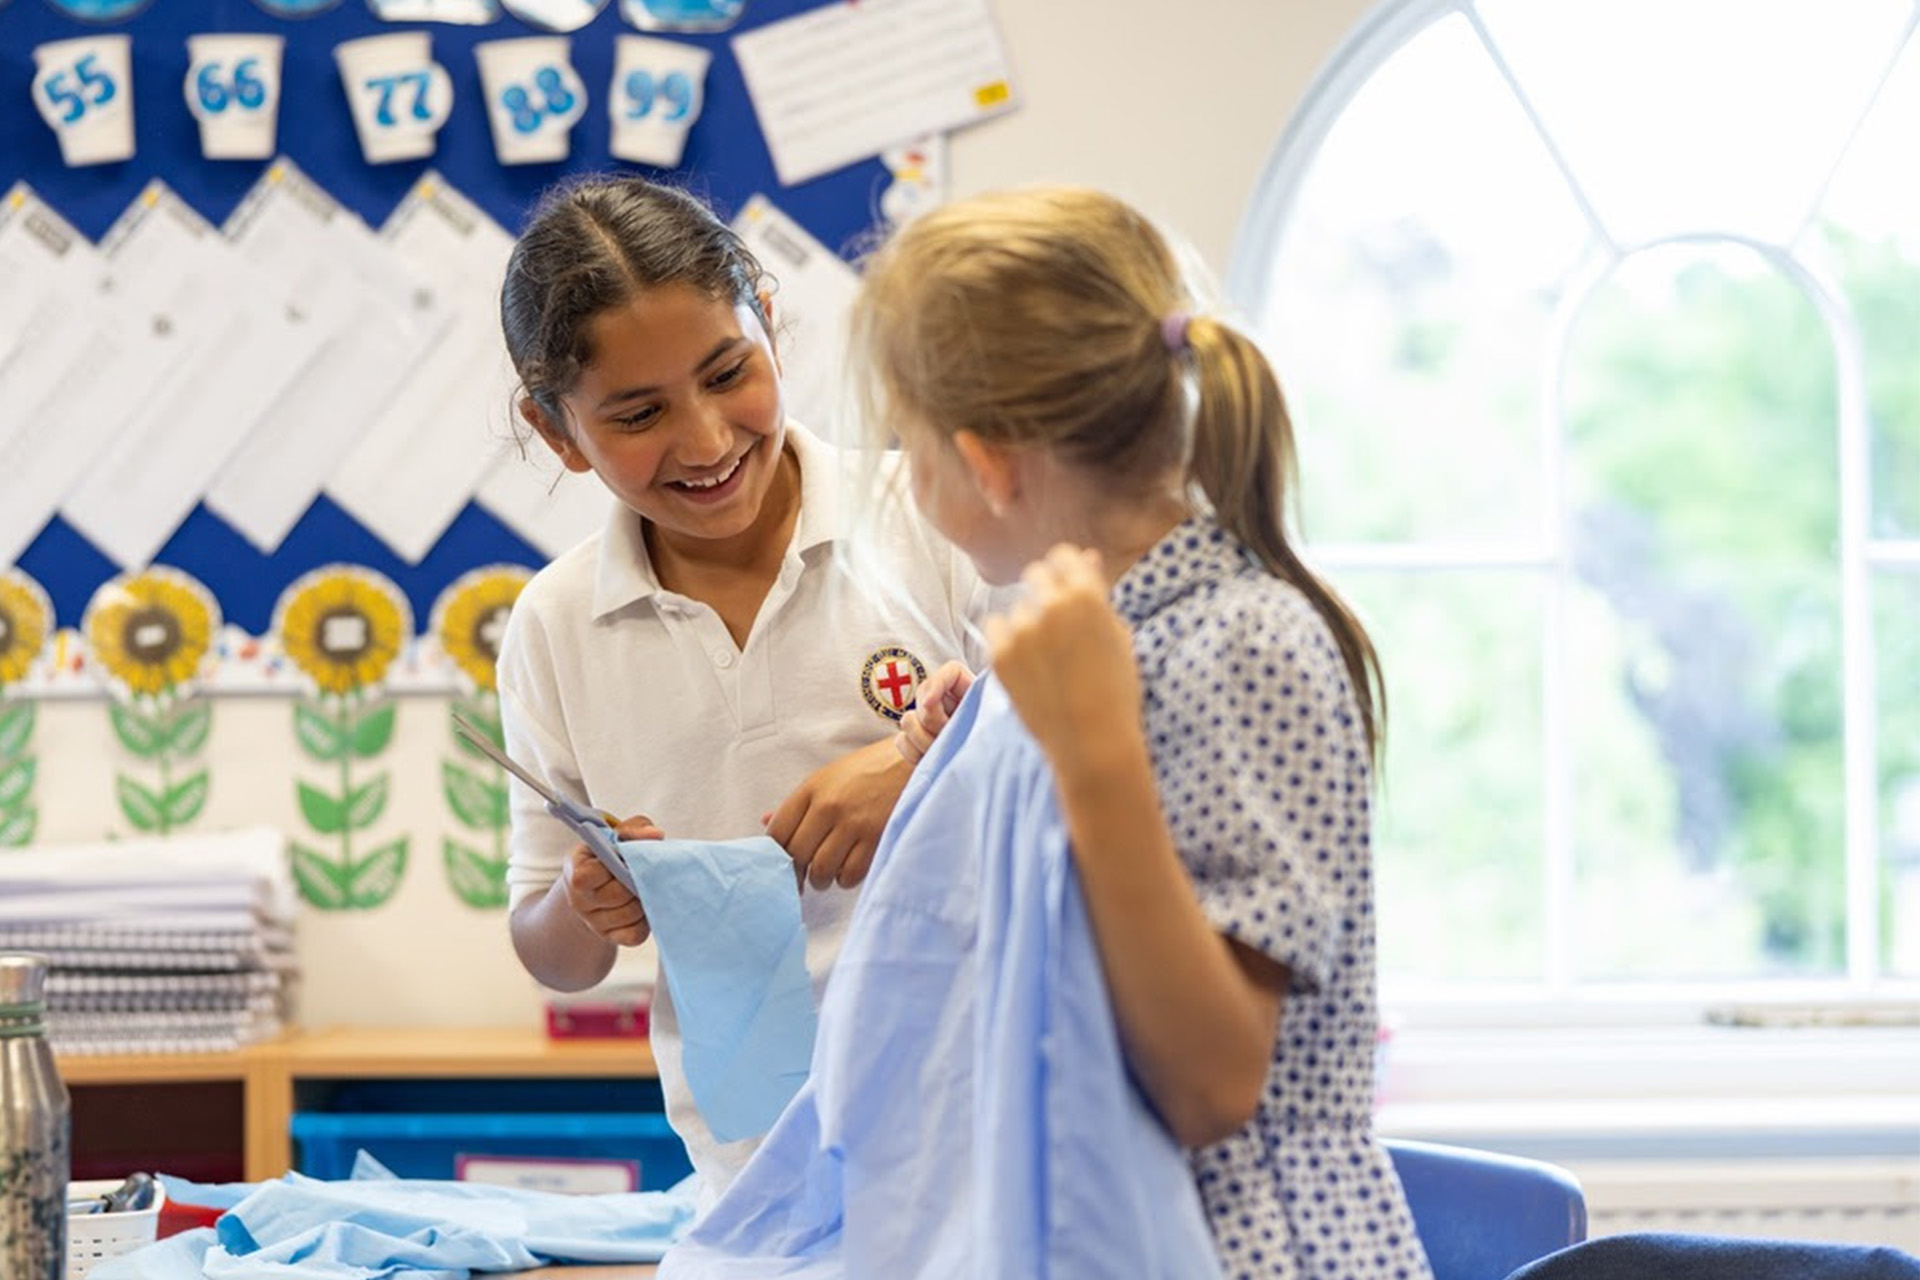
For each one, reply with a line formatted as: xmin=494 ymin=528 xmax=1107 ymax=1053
xmin=91 ymin=1159 xmax=698 ymax=1280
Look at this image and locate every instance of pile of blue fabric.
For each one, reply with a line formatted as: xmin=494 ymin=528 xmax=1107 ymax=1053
xmin=94 ymin=1156 xmax=697 ymax=1280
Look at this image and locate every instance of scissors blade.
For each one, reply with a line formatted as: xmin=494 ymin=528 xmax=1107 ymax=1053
xmin=451 ymin=713 xmax=567 ymax=810
xmin=451 ymin=712 xmax=639 ymax=897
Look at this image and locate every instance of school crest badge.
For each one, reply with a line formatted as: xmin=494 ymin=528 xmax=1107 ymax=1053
xmin=860 ymin=645 xmax=926 ymax=723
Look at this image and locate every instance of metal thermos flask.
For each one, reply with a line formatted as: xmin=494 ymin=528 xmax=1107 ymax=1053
xmin=0 ymin=953 xmax=69 ymax=1280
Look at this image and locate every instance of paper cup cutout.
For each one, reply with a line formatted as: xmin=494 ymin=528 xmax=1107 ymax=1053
xmin=609 ymin=34 xmax=710 ymax=168
xmin=250 ymin=0 xmax=344 ymax=13
xmin=31 ymin=35 xmax=135 ymax=167
xmin=335 ymin=31 xmax=454 ymax=164
xmin=475 ymin=36 xmax=587 ymax=165
xmin=185 ymin=34 xmax=284 ymax=161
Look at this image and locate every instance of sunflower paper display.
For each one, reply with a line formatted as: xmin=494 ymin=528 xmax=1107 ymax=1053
xmin=82 ymin=567 xmax=221 ymax=836
xmin=431 ymin=565 xmax=531 ymax=909
xmin=272 ymin=565 xmax=414 ymax=911
xmin=0 ymin=569 xmax=54 ymax=846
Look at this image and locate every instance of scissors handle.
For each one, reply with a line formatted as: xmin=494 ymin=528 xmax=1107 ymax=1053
xmin=556 ymin=805 xmax=639 ymax=897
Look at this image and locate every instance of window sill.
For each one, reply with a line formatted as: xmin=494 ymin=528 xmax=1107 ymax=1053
xmin=1374 ymin=1023 xmax=1920 ymax=1161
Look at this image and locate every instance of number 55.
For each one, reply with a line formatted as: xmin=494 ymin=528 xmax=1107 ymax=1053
xmin=40 ymin=52 xmax=119 ymax=124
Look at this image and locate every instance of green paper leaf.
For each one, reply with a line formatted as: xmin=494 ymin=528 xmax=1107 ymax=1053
xmin=167 ymin=702 xmax=213 ymax=755
xmin=294 ymin=703 xmax=347 ymax=761
xmin=110 ymin=703 xmax=165 ymax=758
xmin=297 ymin=781 xmax=345 ymax=834
xmin=117 ymin=774 xmax=164 ymax=832
xmin=0 ymin=805 xmax=36 ymax=846
xmin=0 ymin=701 xmax=35 ymax=758
xmin=443 ymin=838 xmax=509 ymax=909
xmin=290 ymin=842 xmax=351 ymax=910
xmin=347 ymin=837 xmax=408 ymax=908
xmin=442 ymin=761 xmax=507 ymax=830
xmin=163 ymin=772 xmax=210 ymax=826
xmin=352 ymin=703 xmax=396 ymax=758
xmin=343 ymin=774 xmax=390 ymax=831
xmin=0 ymin=758 xmax=37 ymax=809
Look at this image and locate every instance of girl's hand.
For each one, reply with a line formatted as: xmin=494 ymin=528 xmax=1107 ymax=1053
xmin=764 ymin=738 xmax=909 ymax=890
xmin=896 ymin=660 xmax=974 ymax=765
xmin=986 ymin=545 xmax=1142 ymax=775
xmin=561 ymin=812 xmax=660 ymax=947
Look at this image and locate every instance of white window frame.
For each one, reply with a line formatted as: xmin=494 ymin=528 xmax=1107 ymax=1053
xmin=1227 ymin=0 xmax=1920 ymax=1047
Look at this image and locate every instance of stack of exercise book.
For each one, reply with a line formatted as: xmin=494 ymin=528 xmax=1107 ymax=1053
xmin=0 ymin=827 xmax=295 ymax=1056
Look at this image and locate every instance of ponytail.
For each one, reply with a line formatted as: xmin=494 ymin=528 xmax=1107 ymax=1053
xmin=1185 ymin=318 xmax=1386 ymax=760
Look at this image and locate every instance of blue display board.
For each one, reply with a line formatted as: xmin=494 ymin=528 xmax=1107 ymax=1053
xmin=0 ymin=0 xmax=886 ymax=634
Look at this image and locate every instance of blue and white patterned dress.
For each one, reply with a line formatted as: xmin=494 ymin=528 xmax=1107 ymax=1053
xmin=1115 ymin=517 xmax=1432 ymax=1280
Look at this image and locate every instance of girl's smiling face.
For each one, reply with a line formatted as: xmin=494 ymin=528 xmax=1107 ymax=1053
xmin=533 ymin=282 xmax=788 ymax=557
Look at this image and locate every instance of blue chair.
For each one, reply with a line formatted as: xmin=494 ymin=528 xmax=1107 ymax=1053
xmin=1504 ymin=1232 xmax=1920 ymax=1279
xmin=1385 ymin=1138 xmax=1588 ymax=1280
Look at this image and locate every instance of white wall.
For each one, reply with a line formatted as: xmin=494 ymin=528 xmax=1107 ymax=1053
xmin=20 ymin=0 xmax=1377 ymax=1034
xmin=952 ymin=0 xmax=1374 ymax=273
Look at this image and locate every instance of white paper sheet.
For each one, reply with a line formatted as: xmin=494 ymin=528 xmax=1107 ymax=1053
xmin=731 ymin=194 xmax=860 ymax=442
xmin=474 ymin=438 xmax=610 ymax=559
xmin=205 ymin=161 xmax=454 ymax=553
xmin=0 ymin=188 xmax=177 ymax=565
xmin=326 ymin=174 xmax=515 ymax=563
xmin=731 ymin=0 xmax=1017 ymax=186
xmin=61 ymin=182 xmax=316 ymax=568
xmin=0 ymin=209 xmax=94 ymax=433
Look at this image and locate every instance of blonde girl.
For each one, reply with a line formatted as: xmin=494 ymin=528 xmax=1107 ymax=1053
xmin=862 ymin=186 xmax=1428 ymax=1280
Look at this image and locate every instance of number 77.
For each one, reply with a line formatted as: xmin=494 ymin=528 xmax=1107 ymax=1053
xmin=364 ymin=70 xmax=436 ymax=127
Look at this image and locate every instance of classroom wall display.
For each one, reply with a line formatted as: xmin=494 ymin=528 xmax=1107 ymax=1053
xmin=0 ymin=0 xmax=907 ymax=659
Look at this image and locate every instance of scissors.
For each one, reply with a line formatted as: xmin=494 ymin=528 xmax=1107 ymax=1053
xmin=450 ymin=711 xmax=639 ymax=897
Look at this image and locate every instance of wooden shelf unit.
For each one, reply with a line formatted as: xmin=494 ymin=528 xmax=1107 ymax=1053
xmin=57 ymin=1028 xmax=659 ymax=1181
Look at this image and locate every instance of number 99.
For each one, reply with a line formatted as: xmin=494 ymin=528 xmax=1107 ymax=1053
xmin=623 ymin=68 xmax=695 ymax=123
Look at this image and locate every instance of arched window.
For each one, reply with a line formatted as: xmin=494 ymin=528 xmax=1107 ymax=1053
xmin=1231 ymin=0 xmax=1920 ymax=1002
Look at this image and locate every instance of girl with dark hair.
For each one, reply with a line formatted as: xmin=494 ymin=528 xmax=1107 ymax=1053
xmin=493 ymin=174 xmax=991 ymax=1209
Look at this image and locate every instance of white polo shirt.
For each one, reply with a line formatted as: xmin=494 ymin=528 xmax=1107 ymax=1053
xmin=497 ymin=422 xmax=991 ymax=1206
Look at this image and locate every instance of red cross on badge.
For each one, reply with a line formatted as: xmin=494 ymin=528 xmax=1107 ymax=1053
xmin=861 ymin=645 xmax=928 ymax=724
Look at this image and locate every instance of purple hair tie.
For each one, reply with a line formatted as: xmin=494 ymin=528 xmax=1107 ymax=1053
xmin=1161 ymin=311 xmax=1192 ymax=356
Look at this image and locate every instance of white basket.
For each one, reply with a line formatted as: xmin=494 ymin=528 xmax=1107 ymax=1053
xmin=65 ymin=1178 xmax=166 ymax=1280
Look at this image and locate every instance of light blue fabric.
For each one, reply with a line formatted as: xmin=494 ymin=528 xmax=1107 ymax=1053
xmin=620 ymin=834 xmax=817 ymax=1143
xmin=661 ymin=678 xmax=1222 ymax=1279
xmin=89 ymin=1172 xmax=698 ymax=1280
